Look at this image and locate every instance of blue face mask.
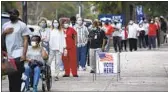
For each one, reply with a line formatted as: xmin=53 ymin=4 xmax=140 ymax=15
xmin=41 ymin=23 xmax=46 ymax=28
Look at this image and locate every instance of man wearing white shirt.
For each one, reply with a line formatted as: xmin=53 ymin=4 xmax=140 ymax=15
xmin=2 ymin=9 xmax=30 ymax=92
xmin=112 ymin=20 xmax=122 ymax=52
xmin=127 ymin=20 xmax=139 ymax=51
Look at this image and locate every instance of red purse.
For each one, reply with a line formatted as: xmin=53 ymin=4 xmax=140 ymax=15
xmin=2 ymin=51 xmax=18 ymax=75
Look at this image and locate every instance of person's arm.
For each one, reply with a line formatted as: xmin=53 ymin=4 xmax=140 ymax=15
xmin=2 ymin=28 xmax=13 ymax=35
xmin=42 ymin=47 xmax=48 ymax=60
xmin=101 ymin=31 xmax=107 ymax=51
xmin=21 ymin=24 xmax=31 ymax=61
xmin=22 ymin=35 xmax=29 ymax=61
xmin=72 ymin=28 xmax=77 ymax=46
xmin=84 ymin=27 xmax=89 ymax=45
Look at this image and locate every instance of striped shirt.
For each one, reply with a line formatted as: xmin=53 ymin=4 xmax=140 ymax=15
xmin=74 ymin=25 xmax=89 ymax=47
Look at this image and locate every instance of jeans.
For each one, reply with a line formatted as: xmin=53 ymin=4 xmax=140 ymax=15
xmin=89 ymin=48 xmax=101 ymax=71
xmin=121 ymin=40 xmax=127 ymax=51
xmin=113 ymin=36 xmax=122 ymax=52
xmin=148 ymin=36 xmax=156 ymax=49
xmin=145 ymin=35 xmax=148 ymax=47
xmin=24 ymin=63 xmax=41 ymax=92
xmin=105 ymin=35 xmax=111 ymax=52
xmin=77 ymin=45 xmax=87 ymax=68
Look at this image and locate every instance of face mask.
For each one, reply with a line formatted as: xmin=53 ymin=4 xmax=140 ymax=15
xmin=150 ymin=21 xmax=154 ymax=24
xmin=31 ymin=41 xmax=37 ymax=47
xmin=53 ymin=23 xmax=59 ymax=28
xmin=64 ymin=24 xmax=69 ymax=29
xmin=10 ymin=15 xmax=18 ymax=22
xmin=77 ymin=20 xmax=82 ymax=25
xmin=41 ymin=23 xmax=46 ymax=28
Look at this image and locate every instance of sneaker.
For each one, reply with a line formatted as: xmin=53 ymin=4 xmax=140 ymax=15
xmin=62 ymin=74 xmax=70 ymax=77
xmin=73 ymin=75 xmax=79 ymax=77
xmin=82 ymin=67 xmax=86 ymax=71
xmin=78 ymin=66 xmax=83 ymax=71
xmin=59 ymin=68 xmax=64 ymax=71
xmin=90 ymin=70 xmax=95 ymax=73
xmin=54 ymin=76 xmax=59 ymax=81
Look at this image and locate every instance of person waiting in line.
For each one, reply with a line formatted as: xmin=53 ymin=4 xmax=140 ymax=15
xmin=160 ymin=16 xmax=167 ymax=44
xmin=137 ymin=23 xmax=146 ymax=48
xmin=112 ymin=20 xmax=122 ymax=52
xmin=70 ymin=16 xmax=76 ymax=28
xmin=88 ymin=20 xmax=107 ymax=73
xmin=74 ymin=17 xmax=89 ymax=71
xmin=148 ymin=19 xmax=158 ymax=50
xmin=47 ymin=19 xmax=66 ymax=81
xmin=143 ymin=19 xmax=149 ymax=47
xmin=23 ymin=35 xmax=48 ymax=92
xmin=62 ymin=20 xmax=78 ymax=77
xmin=103 ymin=20 xmax=114 ymax=52
xmin=120 ymin=26 xmax=128 ymax=51
xmin=127 ymin=20 xmax=139 ymax=52
xmin=38 ymin=18 xmax=50 ymax=53
xmin=98 ymin=21 xmax=108 ymax=52
xmin=154 ymin=17 xmax=161 ymax=48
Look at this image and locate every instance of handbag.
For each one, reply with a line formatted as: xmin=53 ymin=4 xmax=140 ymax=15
xmin=2 ymin=51 xmax=18 ymax=75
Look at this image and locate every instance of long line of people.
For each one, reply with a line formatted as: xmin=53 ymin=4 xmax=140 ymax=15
xmin=2 ymin=9 xmax=168 ymax=92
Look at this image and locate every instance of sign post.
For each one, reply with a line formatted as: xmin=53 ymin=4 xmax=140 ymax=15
xmin=93 ymin=52 xmax=121 ymax=81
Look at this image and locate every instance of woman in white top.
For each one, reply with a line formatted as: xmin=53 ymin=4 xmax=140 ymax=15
xmin=48 ymin=20 xmax=66 ymax=81
xmin=38 ymin=19 xmax=50 ymax=53
xmin=137 ymin=23 xmax=146 ymax=48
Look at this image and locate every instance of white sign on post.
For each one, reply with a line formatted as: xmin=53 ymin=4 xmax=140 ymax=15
xmin=96 ymin=52 xmax=118 ymax=74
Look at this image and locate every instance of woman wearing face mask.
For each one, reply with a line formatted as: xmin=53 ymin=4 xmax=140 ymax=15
xmin=148 ymin=19 xmax=158 ymax=50
xmin=38 ymin=19 xmax=50 ymax=53
xmin=120 ymin=26 xmax=128 ymax=51
xmin=137 ymin=24 xmax=146 ymax=48
xmin=23 ymin=35 xmax=48 ymax=92
xmin=62 ymin=20 xmax=78 ymax=77
xmin=74 ymin=17 xmax=89 ymax=71
xmin=127 ymin=20 xmax=139 ymax=52
xmin=47 ymin=20 xmax=66 ymax=81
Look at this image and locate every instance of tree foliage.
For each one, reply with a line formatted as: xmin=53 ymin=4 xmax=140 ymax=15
xmin=92 ymin=1 xmax=122 ymax=14
xmin=2 ymin=1 xmax=17 ymax=13
xmin=134 ymin=1 xmax=168 ymax=17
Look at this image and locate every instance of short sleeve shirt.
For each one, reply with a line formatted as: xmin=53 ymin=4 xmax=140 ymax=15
xmin=89 ymin=27 xmax=107 ymax=49
xmin=64 ymin=27 xmax=77 ymax=49
xmin=2 ymin=20 xmax=31 ymax=58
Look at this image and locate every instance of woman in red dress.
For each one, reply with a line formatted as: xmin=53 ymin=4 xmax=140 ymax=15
xmin=62 ymin=20 xmax=78 ymax=77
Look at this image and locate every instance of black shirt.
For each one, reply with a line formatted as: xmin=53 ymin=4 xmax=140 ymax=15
xmin=88 ymin=27 xmax=107 ymax=49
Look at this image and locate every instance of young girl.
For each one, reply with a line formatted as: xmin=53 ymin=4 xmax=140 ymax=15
xmin=48 ymin=19 xmax=66 ymax=81
xmin=24 ymin=35 xmax=48 ymax=92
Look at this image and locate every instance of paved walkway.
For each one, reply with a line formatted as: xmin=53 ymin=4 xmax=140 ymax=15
xmin=2 ymin=44 xmax=168 ymax=91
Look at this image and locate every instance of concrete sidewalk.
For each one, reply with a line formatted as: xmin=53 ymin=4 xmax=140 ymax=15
xmin=2 ymin=44 xmax=168 ymax=91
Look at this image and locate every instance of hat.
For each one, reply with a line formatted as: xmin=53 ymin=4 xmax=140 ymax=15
xmin=8 ymin=9 xmax=19 ymax=16
xmin=160 ymin=16 xmax=164 ymax=18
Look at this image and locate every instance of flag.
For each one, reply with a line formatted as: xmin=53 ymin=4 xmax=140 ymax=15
xmin=98 ymin=53 xmax=113 ymax=62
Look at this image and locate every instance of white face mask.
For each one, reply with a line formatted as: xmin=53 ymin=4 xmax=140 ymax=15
xmin=150 ymin=21 xmax=154 ymax=24
xmin=64 ymin=24 xmax=69 ymax=29
xmin=31 ymin=41 xmax=37 ymax=47
xmin=77 ymin=20 xmax=83 ymax=25
xmin=53 ymin=23 xmax=59 ymax=28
